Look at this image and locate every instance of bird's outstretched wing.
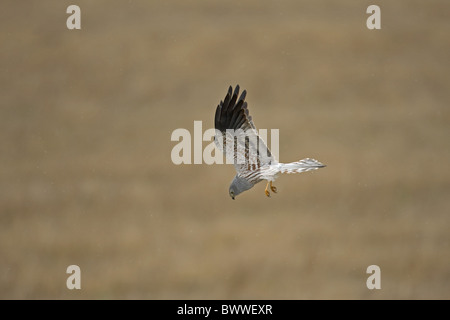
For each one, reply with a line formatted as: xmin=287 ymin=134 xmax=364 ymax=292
xmin=214 ymin=85 xmax=275 ymax=176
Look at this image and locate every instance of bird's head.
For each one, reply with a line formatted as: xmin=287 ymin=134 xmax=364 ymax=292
xmin=229 ymin=184 xmax=238 ymax=200
xmin=229 ymin=175 xmax=254 ymax=200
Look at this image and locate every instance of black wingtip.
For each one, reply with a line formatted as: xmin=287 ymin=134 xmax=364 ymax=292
xmin=239 ymin=89 xmax=247 ymax=102
xmin=215 ymin=84 xmax=252 ymax=132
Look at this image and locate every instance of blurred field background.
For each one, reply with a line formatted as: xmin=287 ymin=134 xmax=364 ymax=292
xmin=1 ymin=0 xmax=449 ymax=299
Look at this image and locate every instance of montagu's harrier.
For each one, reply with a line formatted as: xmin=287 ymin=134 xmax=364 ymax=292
xmin=214 ymin=85 xmax=325 ymax=199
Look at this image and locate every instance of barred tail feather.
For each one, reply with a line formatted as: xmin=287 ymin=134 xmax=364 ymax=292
xmin=279 ymin=158 xmax=326 ymax=174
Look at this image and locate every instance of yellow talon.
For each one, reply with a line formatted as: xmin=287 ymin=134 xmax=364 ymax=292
xmin=265 ymin=182 xmax=271 ymax=197
xmin=270 ymin=181 xmax=277 ymax=193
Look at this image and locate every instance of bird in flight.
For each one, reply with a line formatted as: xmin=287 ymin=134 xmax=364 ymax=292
xmin=214 ymin=85 xmax=325 ymax=199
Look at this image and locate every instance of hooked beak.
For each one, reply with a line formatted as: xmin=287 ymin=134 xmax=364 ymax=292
xmin=232 ymin=196 xmax=235 ymax=200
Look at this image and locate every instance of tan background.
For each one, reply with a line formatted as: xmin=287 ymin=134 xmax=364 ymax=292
xmin=0 ymin=0 xmax=449 ymax=299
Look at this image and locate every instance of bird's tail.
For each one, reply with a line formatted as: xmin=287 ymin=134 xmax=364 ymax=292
xmin=279 ymin=158 xmax=326 ymax=174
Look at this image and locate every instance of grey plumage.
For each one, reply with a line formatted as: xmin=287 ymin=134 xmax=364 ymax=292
xmin=228 ymin=175 xmax=254 ymax=200
xmin=214 ymin=85 xmax=325 ymax=199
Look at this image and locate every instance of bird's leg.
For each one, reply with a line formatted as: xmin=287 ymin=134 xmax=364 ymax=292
xmin=270 ymin=181 xmax=277 ymax=193
xmin=265 ymin=181 xmax=271 ymax=197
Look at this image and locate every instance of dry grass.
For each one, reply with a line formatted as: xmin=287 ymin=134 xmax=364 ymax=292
xmin=0 ymin=0 xmax=449 ymax=299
